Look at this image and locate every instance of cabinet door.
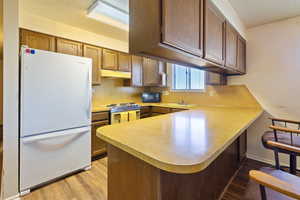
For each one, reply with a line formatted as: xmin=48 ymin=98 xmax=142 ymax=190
xmin=131 ymin=55 xmax=143 ymax=86
xmin=238 ymin=131 xmax=247 ymax=163
xmin=205 ymin=72 xmax=227 ymax=85
xmin=158 ymin=61 xmax=167 ymax=87
xmin=56 ymin=38 xmax=83 ymax=56
xmin=83 ymin=45 xmax=102 ymax=85
xmin=102 ymin=49 xmax=118 ymax=70
xmin=20 ymin=29 xmax=55 ymax=51
xmin=237 ymin=36 xmax=246 ymax=74
xmin=118 ymin=53 xmax=132 ymax=72
xmin=225 ymin=22 xmax=238 ymax=69
xmin=143 ymin=58 xmax=161 ymax=86
xmin=162 ymin=0 xmax=203 ymax=56
xmin=204 ymin=0 xmax=225 ymax=65
xmin=92 ymin=120 xmax=109 ymax=157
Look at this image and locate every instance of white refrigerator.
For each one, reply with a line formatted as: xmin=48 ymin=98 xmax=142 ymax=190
xmin=19 ymin=47 xmax=92 ymax=194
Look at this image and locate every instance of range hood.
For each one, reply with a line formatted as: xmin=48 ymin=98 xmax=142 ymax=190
xmin=101 ymin=69 xmax=131 ymax=79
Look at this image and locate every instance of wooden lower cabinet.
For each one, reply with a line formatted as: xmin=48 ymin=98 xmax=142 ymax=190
xmin=92 ymin=120 xmax=109 ymax=158
xmin=92 ymin=111 xmax=110 ymax=158
xmin=140 ymin=106 xmax=151 ymax=118
xmin=238 ymin=131 xmax=247 ymax=163
xmin=170 ymin=108 xmax=186 ymax=113
xmin=107 ymin=135 xmax=243 ymax=200
xmin=140 ymin=106 xmax=187 ymax=118
xmin=151 ymin=106 xmax=171 ymax=114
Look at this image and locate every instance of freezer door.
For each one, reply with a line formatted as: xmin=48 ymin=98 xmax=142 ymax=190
xmin=20 ymin=47 xmax=92 ymax=137
xmin=20 ymin=126 xmax=91 ymax=191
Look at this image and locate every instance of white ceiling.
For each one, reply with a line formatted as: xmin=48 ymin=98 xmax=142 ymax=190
xmin=229 ymin=0 xmax=300 ymax=28
xmin=20 ymin=0 xmax=128 ymax=41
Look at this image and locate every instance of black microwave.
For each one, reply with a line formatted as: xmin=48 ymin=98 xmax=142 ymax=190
xmin=141 ymin=92 xmax=161 ymax=103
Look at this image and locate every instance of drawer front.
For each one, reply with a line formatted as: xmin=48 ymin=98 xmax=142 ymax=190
xmin=92 ymin=111 xmax=109 ymax=122
xmin=151 ymin=106 xmax=171 ymax=114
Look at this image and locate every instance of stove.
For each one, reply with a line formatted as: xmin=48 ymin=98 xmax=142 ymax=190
xmin=107 ymin=102 xmax=141 ymax=113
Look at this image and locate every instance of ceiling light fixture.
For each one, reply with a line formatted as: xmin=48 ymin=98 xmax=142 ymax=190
xmin=87 ymin=0 xmax=129 ymax=31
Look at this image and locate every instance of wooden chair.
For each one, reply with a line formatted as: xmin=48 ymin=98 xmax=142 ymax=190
xmin=250 ymin=168 xmax=300 ymax=200
xmin=262 ymin=118 xmax=300 ymax=174
xmin=250 ymin=141 xmax=300 ymax=200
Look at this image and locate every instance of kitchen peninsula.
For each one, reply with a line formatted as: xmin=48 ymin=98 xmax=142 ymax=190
xmin=97 ymin=106 xmax=262 ymax=200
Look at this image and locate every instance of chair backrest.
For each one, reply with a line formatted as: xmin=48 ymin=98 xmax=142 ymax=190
xmin=269 ymin=117 xmax=300 ymax=144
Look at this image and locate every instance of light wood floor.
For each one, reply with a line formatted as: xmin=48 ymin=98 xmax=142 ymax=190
xmin=22 ymin=158 xmax=292 ymax=200
xmin=22 ymin=158 xmax=108 ymax=200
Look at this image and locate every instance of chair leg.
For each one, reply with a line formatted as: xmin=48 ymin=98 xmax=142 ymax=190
xmin=274 ymin=150 xmax=280 ymax=170
xmin=259 ymin=185 xmax=267 ymax=200
xmin=289 ymin=154 xmax=297 ymax=175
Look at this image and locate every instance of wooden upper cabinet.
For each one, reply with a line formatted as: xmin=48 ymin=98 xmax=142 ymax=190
xmin=20 ymin=29 xmax=55 ymax=51
xmin=131 ymin=55 xmax=143 ymax=86
xmin=143 ymin=58 xmax=161 ymax=86
xmin=118 ymin=53 xmax=132 ymax=72
xmin=205 ymin=72 xmax=227 ymax=85
xmin=56 ymin=38 xmax=83 ymax=56
xmin=130 ymin=0 xmax=208 ymax=70
xmin=102 ymin=49 xmax=118 ymax=70
xmin=225 ymin=21 xmax=238 ymax=70
xmin=237 ymin=36 xmax=246 ymax=74
xmin=83 ymin=45 xmax=102 ymax=85
xmin=162 ymin=0 xmax=203 ymax=56
xmin=158 ymin=61 xmax=167 ymax=87
xmin=204 ymin=0 xmax=226 ymax=66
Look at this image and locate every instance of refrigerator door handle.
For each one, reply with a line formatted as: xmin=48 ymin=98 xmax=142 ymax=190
xmin=87 ymin=69 xmax=91 ymax=120
xmin=22 ymin=127 xmax=90 ymax=144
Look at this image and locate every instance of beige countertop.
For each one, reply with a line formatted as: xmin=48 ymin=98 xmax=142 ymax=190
xmin=92 ymin=105 xmax=110 ymax=112
xmin=97 ymin=106 xmax=263 ymax=174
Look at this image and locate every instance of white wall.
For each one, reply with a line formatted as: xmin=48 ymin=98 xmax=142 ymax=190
xmin=19 ymin=11 xmax=128 ymax=53
xmin=229 ymin=16 xmax=300 ymax=165
xmin=2 ymin=0 xmax=19 ymax=199
xmin=211 ymin=0 xmax=247 ymax=38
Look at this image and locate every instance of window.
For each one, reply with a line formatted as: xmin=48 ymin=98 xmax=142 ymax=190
xmin=172 ymin=64 xmax=205 ymax=91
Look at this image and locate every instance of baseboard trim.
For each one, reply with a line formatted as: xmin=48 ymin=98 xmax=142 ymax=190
xmin=246 ymin=153 xmax=289 ymax=167
xmin=4 ymin=194 xmax=20 ymax=200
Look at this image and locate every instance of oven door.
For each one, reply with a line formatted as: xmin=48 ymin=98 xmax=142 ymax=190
xmin=129 ymin=110 xmax=140 ymax=121
xmin=111 ymin=112 xmax=129 ymax=124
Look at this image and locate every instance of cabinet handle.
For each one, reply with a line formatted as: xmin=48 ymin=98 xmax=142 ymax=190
xmin=22 ymin=127 xmax=90 ymax=144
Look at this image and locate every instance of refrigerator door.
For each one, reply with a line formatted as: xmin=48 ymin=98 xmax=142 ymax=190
xmin=20 ymin=126 xmax=91 ymax=191
xmin=20 ymin=47 xmax=92 ymax=137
